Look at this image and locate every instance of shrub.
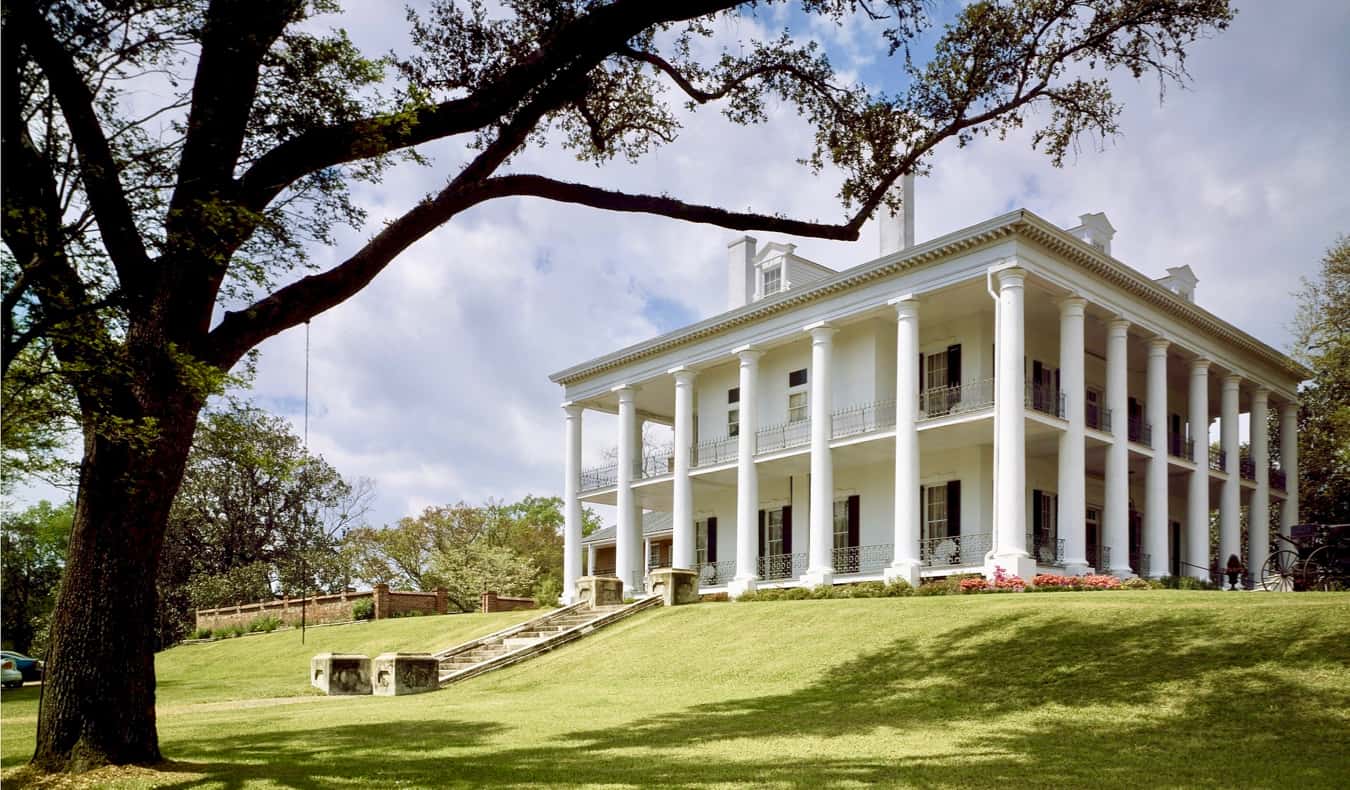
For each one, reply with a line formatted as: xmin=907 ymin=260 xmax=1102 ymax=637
xmin=915 ymin=580 xmax=951 ymax=596
xmin=883 ymin=579 xmax=914 ymax=597
xmin=226 ymin=624 xmax=245 ymax=638
xmin=352 ymin=598 xmax=374 ymax=620
xmin=1080 ymin=574 xmax=1121 ymax=590
xmin=785 ymin=587 xmax=812 ymax=600
xmin=809 ymin=584 xmax=839 ymax=600
xmin=849 ymin=581 xmax=886 ymax=598
xmin=1122 ymin=577 xmax=1152 ymax=590
xmin=991 ymin=565 xmax=1026 ymax=591
xmin=759 ymin=588 xmax=787 ymax=601
xmin=1176 ymin=575 xmax=1212 ymax=590
xmin=959 ymin=577 xmax=990 ymax=593
xmin=247 ymin=614 xmax=283 ymax=633
xmin=189 ymin=627 xmax=213 ymax=640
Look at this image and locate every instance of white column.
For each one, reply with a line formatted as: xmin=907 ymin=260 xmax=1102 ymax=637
xmin=1219 ymin=375 xmax=1242 ymax=583
xmin=1279 ymin=402 xmax=1299 ymax=539
xmin=1250 ymin=387 xmax=1271 ymax=585
xmin=587 ymin=543 xmax=596 ymax=575
xmin=643 ymin=537 xmax=652 ymax=577
xmin=1104 ymin=318 xmax=1132 ymax=577
xmin=614 ymin=385 xmax=640 ymax=596
xmin=730 ymin=346 xmax=762 ymax=598
xmin=804 ymin=322 xmax=837 ymax=587
xmin=991 ymin=267 xmax=1033 ymax=579
xmin=1144 ymin=338 xmax=1170 ymax=578
xmin=886 ymin=297 xmax=922 ymax=586
xmin=1186 ymin=359 xmax=1211 ymax=581
xmin=562 ymin=403 xmax=584 ymax=603
xmin=1058 ymin=297 xmax=1089 ymax=574
xmin=670 ymin=367 xmax=697 ymax=570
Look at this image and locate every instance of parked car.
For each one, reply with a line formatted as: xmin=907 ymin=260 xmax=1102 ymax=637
xmin=0 ymin=651 xmax=43 ymax=682
xmin=1 ymin=659 xmax=22 ymax=689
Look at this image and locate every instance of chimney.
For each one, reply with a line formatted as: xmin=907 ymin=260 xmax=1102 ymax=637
xmin=879 ymin=173 xmax=915 ymax=257
xmin=1154 ymin=265 xmax=1199 ymax=303
xmin=727 ymin=235 xmax=757 ymax=310
xmin=1067 ymin=212 xmax=1116 ymax=256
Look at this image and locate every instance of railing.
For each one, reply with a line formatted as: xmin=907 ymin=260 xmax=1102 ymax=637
xmin=592 ymin=564 xmax=616 ymax=577
xmin=1025 ymin=385 xmax=1066 ymax=419
xmin=1239 ymin=456 xmax=1255 ymax=481
xmin=918 ymin=532 xmax=992 ymax=568
xmin=831 ymin=400 xmax=897 ymax=439
xmin=1271 ymin=468 xmax=1287 ymax=490
xmin=1169 ymin=437 xmax=1195 ymax=461
xmin=693 ymin=560 xmax=736 ymax=587
xmin=579 ymin=463 xmax=618 ymax=491
xmin=756 ymin=419 xmax=811 ymax=454
xmin=1098 ymin=545 xmax=1110 ymax=571
xmin=692 ymin=435 xmax=739 ymax=468
xmin=1128 ymin=418 xmax=1151 ymax=445
xmin=1136 ymin=554 xmax=1151 ymax=578
xmin=1028 ymin=534 xmax=1066 ymax=566
xmin=1088 ymin=406 xmax=1113 ymax=432
xmin=639 ymin=448 xmax=675 ymax=480
xmin=832 ymin=544 xmax=893 ymax=575
xmin=920 ymin=378 xmax=995 ymax=420
xmin=759 ymin=552 xmax=807 ymax=581
xmin=1209 ymin=447 xmax=1226 ymax=472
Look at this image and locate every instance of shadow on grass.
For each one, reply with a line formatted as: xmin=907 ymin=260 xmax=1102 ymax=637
xmin=159 ymin=603 xmax=1350 ymax=788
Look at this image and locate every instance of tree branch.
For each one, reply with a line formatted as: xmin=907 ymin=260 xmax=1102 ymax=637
xmin=618 ymin=45 xmax=845 ymax=113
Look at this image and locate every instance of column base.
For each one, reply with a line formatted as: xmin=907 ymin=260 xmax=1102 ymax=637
xmin=801 ymin=569 xmax=834 ymax=588
xmin=728 ymin=576 xmax=758 ymax=599
xmin=986 ymin=553 xmax=1036 ymax=582
xmin=1108 ymin=564 xmax=1137 ymax=580
xmin=1063 ymin=562 xmax=1093 ymax=577
xmin=883 ymin=562 xmax=921 ymax=588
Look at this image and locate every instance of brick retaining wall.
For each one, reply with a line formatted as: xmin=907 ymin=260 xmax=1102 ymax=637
xmin=195 ymin=584 xmax=448 ymax=631
xmin=480 ymin=591 xmax=537 ymax=613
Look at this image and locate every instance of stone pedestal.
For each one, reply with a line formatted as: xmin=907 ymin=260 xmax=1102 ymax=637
xmin=311 ymin=653 xmax=371 ymax=695
xmin=647 ymin=567 xmax=699 ymax=606
xmin=575 ymin=575 xmax=624 ymax=609
xmin=883 ymin=562 xmax=921 ymax=588
xmin=372 ymin=652 xmax=440 ymax=696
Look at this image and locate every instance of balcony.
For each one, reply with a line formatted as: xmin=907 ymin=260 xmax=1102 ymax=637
xmin=759 ymin=552 xmax=807 ymax=581
xmin=1271 ymin=468 xmax=1287 ymax=490
xmin=1025 ymin=385 xmax=1066 ymax=419
xmin=832 ymin=544 xmax=893 ymax=575
xmin=919 ymin=532 xmax=992 ymax=568
xmin=639 ymin=450 xmax=674 ymax=480
xmin=1168 ymin=436 xmax=1195 ymax=461
xmin=920 ymin=378 xmax=994 ymax=420
xmin=1127 ymin=417 xmax=1151 ymax=445
xmin=1209 ymin=447 xmax=1226 ymax=472
xmin=755 ymin=419 xmax=811 ymax=454
xmin=831 ymin=399 xmax=897 ymax=440
xmin=1087 ymin=405 xmax=1112 ymax=432
xmin=692 ymin=435 xmax=738 ymax=469
xmin=1028 ymin=533 xmax=1066 ymax=566
xmin=692 ymin=560 xmax=736 ymax=586
xmin=579 ymin=463 xmax=618 ymax=492
xmin=1239 ymin=455 xmax=1256 ymax=481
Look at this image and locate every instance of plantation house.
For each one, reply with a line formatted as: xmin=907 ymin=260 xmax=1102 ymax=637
xmin=551 ymin=180 xmax=1307 ymax=600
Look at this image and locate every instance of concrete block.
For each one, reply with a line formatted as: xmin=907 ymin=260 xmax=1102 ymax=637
xmin=575 ymin=575 xmax=624 ymax=609
xmin=371 ymin=652 xmax=440 ymax=696
xmin=646 ymin=567 xmax=699 ymax=606
xmin=311 ymin=653 xmax=371 ymax=695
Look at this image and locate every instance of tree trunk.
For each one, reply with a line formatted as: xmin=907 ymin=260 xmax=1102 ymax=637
xmin=31 ymin=399 xmax=199 ymax=772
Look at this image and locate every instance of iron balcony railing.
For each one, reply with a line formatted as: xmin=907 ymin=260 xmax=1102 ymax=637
xmin=692 ymin=434 xmax=739 ymax=468
xmin=918 ymin=532 xmax=992 ymax=568
xmin=1239 ymin=456 xmax=1256 ymax=481
xmin=592 ymin=564 xmax=615 ymax=577
xmin=756 ymin=419 xmax=811 ymax=454
xmin=1209 ymin=447 xmax=1226 ymax=472
xmin=759 ymin=551 xmax=807 ymax=581
xmin=831 ymin=400 xmax=897 ymax=439
xmin=1025 ymin=385 xmax=1066 ymax=419
xmin=1087 ymin=406 xmax=1113 ymax=432
xmin=1028 ymin=534 xmax=1066 ymax=566
xmin=1271 ymin=468 xmax=1287 ymax=490
xmin=1098 ymin=544 xmax=1111 ymax=572
xmin=579 ymin=463 xmax=618 ymax=492
xmin=920 ymin=378 xmax=995 ymax=420
xmin=1127 ymin=418 xmax=1151 ymax=445
xmin=1137 ymin=554 xmax=1151 ymax=579
xmin=692 ymin=560 xmax=736 ymax=586
xmin=638 ymin=448 xmax=675 ymax=480
xmin=1169 ymin=436 xmax=1195 ymax=460
xmin=832 ymin=544 xmax=893 ymax=575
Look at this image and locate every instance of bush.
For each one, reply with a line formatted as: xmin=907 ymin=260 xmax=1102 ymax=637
xmin=1080 ymin=574 xmax=1121 ymax=590
xmin=533 ymin=576 xmax=562 ymax=607
xmin=883 ymin=578 xmax=914 ymax=597
xmin=225 ymin=624 xmax=245 ymax=638
xmin=759 ymin=588 xmax=788 ymax=601
xmin=915 ymin=580 xmax=952 ymax=596
xmin=1122 ymin=577 xmax=1152 ymax=590
xmin=189 ymin=627 xmax=213 ymax=640
xmin=784 ymin=587 xmax=812 ymax=600
xmin=959 ymin=577 xmax=991 ymax=593
xmin=352 ymin=598 xmax=374 ymax=620
xmin=848 ymin=581 xmax=887 ymax=598
xmin=809 ymin=584 xmax=839 ymax=600
xmin=246 ymin=614 xmax=282 ymax=633
xmin=1176 ymin=575 xmax=1212 ymax=590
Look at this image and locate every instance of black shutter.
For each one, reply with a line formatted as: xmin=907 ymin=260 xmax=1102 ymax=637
xmin=758 ymin=509 xmax=766 ymax=558
xmin=1032 ymin=489 xmax=1043 ymax=540
xmin=919 ymin=352 xmax=924 ymax=393
xmin=707 ymin=517 xmax=717 ymax=563
xmin=919 ymin=485 xmax=924 ymax=535
xmin=781 ymin=506 xmax=793 ymax=554
xmin=1129 ymin=397 xmax=1140 ymax=419
xmin=947 ymin=480 xmax=961 ymax=537
xmin=847 ymin=494 xmax=861 ymax=548
xmin=947 ymin=344 xmax=961 ymax=386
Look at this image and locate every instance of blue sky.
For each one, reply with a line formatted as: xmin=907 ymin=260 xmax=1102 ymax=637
xmin=15 ymin=1 xmax=1350 ymax=531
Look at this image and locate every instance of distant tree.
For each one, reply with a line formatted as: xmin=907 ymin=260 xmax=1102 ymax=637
xmin=484 ymin=494 xmax=602 ymax=602
xmin=0 ymin=500 xmax=72 ymax=654
xmin=154 ymin=405 xmax=372 ymax=646
xmin=1286 ymin=236 xmax=1350 ymax=525
xmin=5 ymin=0 xmax=1236 ymax=770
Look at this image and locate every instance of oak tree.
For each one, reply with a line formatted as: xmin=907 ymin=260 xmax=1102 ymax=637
xmin=3 ymin=0 xmax=1233 ymax=771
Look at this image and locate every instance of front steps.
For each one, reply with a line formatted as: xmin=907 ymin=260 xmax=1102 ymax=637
xmin=435 ymin=597 xmax=661 ymax=686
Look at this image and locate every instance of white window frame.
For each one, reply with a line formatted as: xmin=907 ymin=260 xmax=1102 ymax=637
xmin=787 ymin=368 xmax=808 ymax=423
xmin=925 ymin=350 xmax=948 ymax=392
xmin=832 ymin=499 xmax=850 ymax=550
xmin=923 ymin=484 xmax=949 ymax=541
xmin=766 ymin=509 xmax=785 ymax=556
xmin=728 ymin=406 xmax=740 ymax=437
xmin=762 ymin=264 xmax=782 ymax=296
xmin=695 ymin=520 xmax=709 ymax=566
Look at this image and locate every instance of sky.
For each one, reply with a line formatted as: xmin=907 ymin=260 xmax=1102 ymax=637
xmin=15 ymin=1 xmax=1350 ymax=529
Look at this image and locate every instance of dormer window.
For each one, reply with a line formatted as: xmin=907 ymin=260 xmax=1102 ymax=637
xmin=762 ymin=265 xmax=782 ymax=296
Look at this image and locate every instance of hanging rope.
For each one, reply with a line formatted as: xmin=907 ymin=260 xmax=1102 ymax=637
xmin=302 ymin=319 xmax=311 ymax=644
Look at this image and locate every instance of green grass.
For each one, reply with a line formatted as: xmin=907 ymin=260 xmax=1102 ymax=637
xmin=3 ymin=593 xmax=1349 ymax=788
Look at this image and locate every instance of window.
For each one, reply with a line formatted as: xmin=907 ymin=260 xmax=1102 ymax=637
xmin=696 ymin=520 xmax=708 ymax=566
xmin=788 ymin=368 xmax=808 ymax=388
xmin=833 ymin=500 xmax=850 ymax=551
xmin=762 ymin=265 xmax=782 ymax=295
xmin=787 ymin=368 xmax=808 ymax=422
xmin=766 ymin=509 xmax=785 ymax=555
xmin=728 ymin=388 xmax=740 ymax=437
xmin=924 ymin=484 xmax=948 ymax=541
xmin=925 ymin=351 xmax=947 ymax=392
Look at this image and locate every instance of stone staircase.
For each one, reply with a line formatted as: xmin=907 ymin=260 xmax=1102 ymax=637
xmin=435 ymin=597 xmax=661 ymax=686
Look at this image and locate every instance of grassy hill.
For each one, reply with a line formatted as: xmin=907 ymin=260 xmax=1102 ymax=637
xmin=3 ymin=592 xmax=1348 ymax=788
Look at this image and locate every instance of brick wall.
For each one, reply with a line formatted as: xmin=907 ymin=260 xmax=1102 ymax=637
xmin=195 ymin=585 xmax=449 ymax=631
xmin=480 ymin=591 xmax=537 ymax=613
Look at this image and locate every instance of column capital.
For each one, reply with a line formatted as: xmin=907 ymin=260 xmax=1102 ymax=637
xmin=1222 ymin=374 xmax=1242 ymax=391
xmin=1190 ymin=357 xmax=1212 ymax=374
xmin=890 ymin=296 xmax=919 ymax=319
xmin=668 ymin=365 xmax=699 ymax=383
xmin=1107 ymin=317 xmax=1131 ymax=336
xmin=996 ymin=266 xmax=1026 ymax=288
xmin=1280 ymin=400 xmax=1299 ymax=419
xmin=732 ymin=344 xmax=762 ymax=362
xmin=612 ymin=384 xmax=638 ymax=403
xmin=1251 ymin=386 xmax=1270 ymax=404
xmin=1148 ymin=337 xmax=1170 ymax=355
xmin=561 ymin=401 xmax=584 ymax=418
xmin=1057 ymin=296 xmax=1088 ymax=316
xmin=803 ymin=320 xmax=838 ymax=340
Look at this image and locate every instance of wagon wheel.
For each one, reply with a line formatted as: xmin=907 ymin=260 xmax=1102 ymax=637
xmin=1302 ymin=547 xmax=1342 ymax=592
xmin=1261 ymin=550 xmax=1300 ymax=592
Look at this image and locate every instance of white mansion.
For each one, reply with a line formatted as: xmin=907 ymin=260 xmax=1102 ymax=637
xmin=550 ymin=182 xmax=1307 ymax=600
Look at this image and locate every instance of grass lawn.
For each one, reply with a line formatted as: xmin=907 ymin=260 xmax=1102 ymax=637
xmin=3 ymin=592 xmax=1348 ymax=788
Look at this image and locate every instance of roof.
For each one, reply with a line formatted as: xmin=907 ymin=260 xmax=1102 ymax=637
xmin=582 ymin=511 xmax=672 ymax=545
xmin=548 ymin=209 xmax=1310 ymax=387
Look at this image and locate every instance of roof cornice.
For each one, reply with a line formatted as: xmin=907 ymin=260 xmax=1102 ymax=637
xmin=550 ymin=209 xmax=1309 ymax=386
